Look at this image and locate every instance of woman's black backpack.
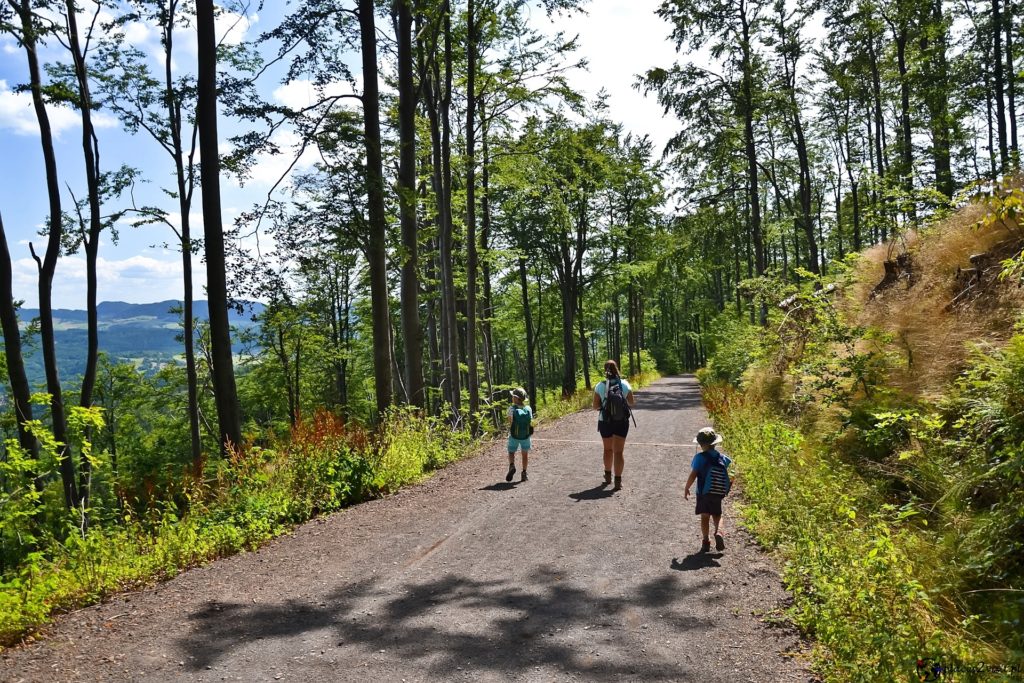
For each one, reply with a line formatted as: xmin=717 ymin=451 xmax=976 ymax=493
xmin=603 ymin=378 xmax=632 ymax=423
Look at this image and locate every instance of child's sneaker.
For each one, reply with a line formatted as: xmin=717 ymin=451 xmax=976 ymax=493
xmin=700 ymin=539 xmax=711 ymax=554
xmin=505 ymin=464 xmax=516 ymax=482
xmin=714 ymin=533 xmax=726 ymax=551
xmin=521 ymin=470 xmax=528 ymax=482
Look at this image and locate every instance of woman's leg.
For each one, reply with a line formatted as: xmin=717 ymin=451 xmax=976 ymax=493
xmin=602 ymin=437 xmax=614 ymax=474
xmin=611 ymin=435 xmax=627 ymax=475
xmin=521 ymin=449 xmax=529 ymax=472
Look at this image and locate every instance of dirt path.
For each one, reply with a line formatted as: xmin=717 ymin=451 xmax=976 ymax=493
xmin=2 ymin=376 xmax=811 ymax=682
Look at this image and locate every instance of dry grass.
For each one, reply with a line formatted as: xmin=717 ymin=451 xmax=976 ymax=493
xmin=847 ymin=192 xmax=1024 ymax=397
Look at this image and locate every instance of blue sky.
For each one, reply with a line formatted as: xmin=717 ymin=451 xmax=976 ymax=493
xmin=0 ymin=1 xmax=676 ymax=309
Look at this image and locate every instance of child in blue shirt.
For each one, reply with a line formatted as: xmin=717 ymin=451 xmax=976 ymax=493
xmin=684 ymin=427 xmax=732 ymax=553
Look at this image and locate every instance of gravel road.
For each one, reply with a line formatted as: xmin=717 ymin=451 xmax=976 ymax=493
xmin=2 ymin=375 xmax=813 ymax=682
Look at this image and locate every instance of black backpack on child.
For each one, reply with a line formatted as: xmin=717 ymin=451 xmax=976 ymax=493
xmin=706 ymin=453 xmax=732 ymax=496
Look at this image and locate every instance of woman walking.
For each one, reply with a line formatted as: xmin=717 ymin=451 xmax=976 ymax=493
xmin=592 ymin=360 xmax=636 ymax=490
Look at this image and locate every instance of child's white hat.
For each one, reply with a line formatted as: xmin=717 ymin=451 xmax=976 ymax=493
xmin=692 ymin=427 xmax=723 ymax=445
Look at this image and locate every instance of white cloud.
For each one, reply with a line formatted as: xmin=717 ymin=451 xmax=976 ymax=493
xmin=243 ymin=129 xmax=322 ymax=189
xmin=11 ymin=253 xmax=206 ymax=308
xmin=218 ymin=10 xmax=257 ymax=47
xmin=122 ymin=19 xmax=155 ymax=48
xmin=0 ymin=79 xmax=120 ymax=139
xmin=539 ymin=0 xmax=679 ymax=152
xmin=272 ymin=77 xmax=362 ymax=111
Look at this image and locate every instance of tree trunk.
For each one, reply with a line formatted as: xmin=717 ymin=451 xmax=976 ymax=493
xmin=464 ymin=0 xmax=480 ymax=426
xmin=395 ymin=0 xmax=424 ymax=408
xmin=518 ymin=257 xmax=538 ymax=408
xmin=64 ymin=0 xmax=103 ymax=515
xmin=480 ymin=106 xmax=496 ymax=407
xmin=156 ymin=1 xmax=202 ymax=474
xmin=1005 ymin=0 xmax=1019 ymax=155
xmin=740 ymin=9 xmax=765 ymax=324
xmin=16 ymin=0 xmax=77 ymax=509
xmin=438 ymin=9 xmax=461 ymax=414
xmin=196 ymin=0 xmax=242 ymax=452
xmin=787 ymin=69 xmax=818 ymax=273
xmin=0 ymin=212 xmax=39 ymax=474
xmin=894 ymin=27 xmax=916 ymax=218
xmin=358 ymin=0 xmax=394 ymax=416
xmin=926 ymin=0 xmax=955 ymax=199
xmin=993 ymin=0 xmax=1010 ymax=171
xmin=867 ymin=36 xmax=887 ymax=181
xmin=576 ymin=284 xmax=591 ymax=389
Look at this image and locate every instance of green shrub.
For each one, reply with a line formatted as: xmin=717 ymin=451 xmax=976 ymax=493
xmin=0 ymin=406 xmax=477 ymax=647
xmin=703 ymin=316 xmax=763 ymax=385
xmin=714 ymin=403 xmax=988 ymax=681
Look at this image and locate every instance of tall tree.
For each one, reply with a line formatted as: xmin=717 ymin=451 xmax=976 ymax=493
xmin=358 ymin=0 xmax=394 ymax=414
xmin=93 ymin=0 xmax=204 ymax=474
xmin=992 ymin=0 xmax=1010 ymax=171
xmin=465 ymin=0 xmax=481 ymax=425
xmin=393 ymin=0 xmax=424 ymax=408
xmin=196 ymin=0 xmax=242 ymax=451
xmin=6 ymin=0 xmax=78 ymax=510
xmin=0 ymin=211 xmax=39 ymax=473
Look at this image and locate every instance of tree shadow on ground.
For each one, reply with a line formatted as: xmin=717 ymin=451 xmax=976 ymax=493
xmin=670 ymin=553 xmax=722 ymax=571
xmin=178 ymin=568 xmax=711 ymax=680
xmin=568 ymin=484 xmax=615 ymax=501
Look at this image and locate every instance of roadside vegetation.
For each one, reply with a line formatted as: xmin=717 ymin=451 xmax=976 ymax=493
xmin=700 ymin=184 xmax=1024 ymax=681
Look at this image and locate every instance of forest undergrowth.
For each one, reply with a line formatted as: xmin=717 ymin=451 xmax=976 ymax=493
xmin=699 ymin=185 xmax=1024 ymax=682
xmin=0 ymin=368 xmax=658 ymax=649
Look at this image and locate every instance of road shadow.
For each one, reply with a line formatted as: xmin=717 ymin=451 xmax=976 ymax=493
xmin=480 ymin=482 xmax=519 ymax=491
xmin=670 ymin=553 xmax=723 ymax=571
xmin=177 ymin=569 xmax=711 ymax=680
xmin=568 ymin=484 xmax=615 ymax=501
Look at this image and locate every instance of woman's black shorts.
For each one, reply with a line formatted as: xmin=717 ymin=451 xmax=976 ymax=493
xmin=598 ymin=420 xmax=629 ymax=439
xmin=694 ymin=494 xmax=723 ymax=516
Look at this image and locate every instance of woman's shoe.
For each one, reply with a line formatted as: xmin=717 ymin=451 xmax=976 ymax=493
xmin=505 ymin=464 xmax=516 ymax=482
xmin=612 ymin=475 xmax=622 ymax=491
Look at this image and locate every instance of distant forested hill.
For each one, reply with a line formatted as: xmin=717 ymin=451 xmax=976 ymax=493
xmin=13 ymin=300 xmax=264 ymax=385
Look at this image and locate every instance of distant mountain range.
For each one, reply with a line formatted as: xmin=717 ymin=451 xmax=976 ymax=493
xmin=13 ymin=300 xmax=265 ymax=385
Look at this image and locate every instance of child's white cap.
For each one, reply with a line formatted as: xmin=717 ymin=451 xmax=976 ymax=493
xmin=692 ymin=427 xmax=723 ymax=445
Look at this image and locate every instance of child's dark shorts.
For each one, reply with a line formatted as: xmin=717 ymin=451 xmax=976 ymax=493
xmin=694 ymin=494 xmax=723 ymax=516
xmin=598 ymin=420 xmax=629 ymax=439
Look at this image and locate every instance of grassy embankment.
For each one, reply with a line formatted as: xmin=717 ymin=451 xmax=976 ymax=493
xmin=700 ymin=184 xmax=1024 ymax=681
xmin=0 ymin=369 xmax=658 ymax=648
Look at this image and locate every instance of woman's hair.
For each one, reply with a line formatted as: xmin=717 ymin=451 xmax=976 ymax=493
xmin=603 ymin=359 xmax=620 ymax=379
xmin=511 ymin=387 xmax=527 ymax=402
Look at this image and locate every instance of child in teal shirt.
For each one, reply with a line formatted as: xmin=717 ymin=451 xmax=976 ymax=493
xmin=506 ymin=388 xmax=532 ymax=482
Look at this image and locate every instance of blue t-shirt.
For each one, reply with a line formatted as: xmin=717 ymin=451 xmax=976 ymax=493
xmin=595 ymin=378 xmax=632 ymax=422
xmin=690 ymin=448 xmax=732 ymax=495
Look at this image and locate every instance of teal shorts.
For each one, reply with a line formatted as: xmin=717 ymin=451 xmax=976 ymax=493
xmin=507 ymin=436 xmax=532 ymax=453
